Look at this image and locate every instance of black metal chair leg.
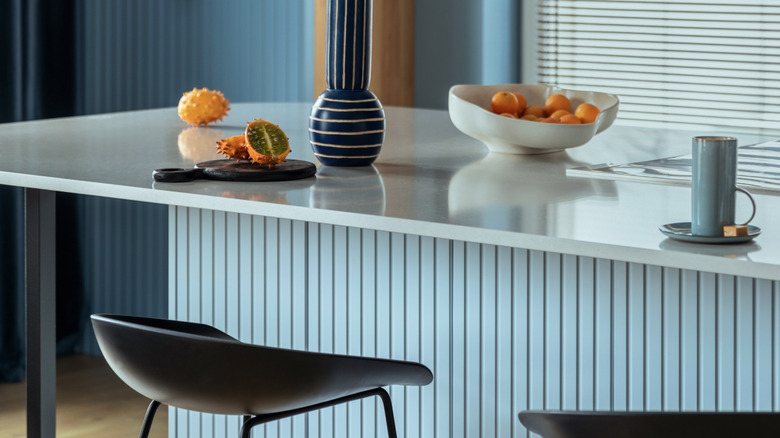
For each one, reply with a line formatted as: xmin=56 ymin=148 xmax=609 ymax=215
xmin=239 ymin=387 xmax=398 ymax=438
xmin=240 ymin=416 xmax=256 ymax=438
xmin=139 ymin=400 xmax=161 ymax=438
xmin=376 ymin=388 xmax=398 ymax=438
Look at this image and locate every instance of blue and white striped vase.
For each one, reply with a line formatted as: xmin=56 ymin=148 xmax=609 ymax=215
xmin=310 ymin=0 xmax=385 ymax=167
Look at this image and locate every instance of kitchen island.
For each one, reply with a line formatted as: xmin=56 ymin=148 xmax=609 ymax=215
xmin=2 ymin=103 xmax=778 ymax=437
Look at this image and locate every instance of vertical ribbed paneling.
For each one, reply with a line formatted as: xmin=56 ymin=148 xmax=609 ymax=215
xmin=75 ymin=196 xmax=168 ymax=354
xmin=171 ymin=207 xmax=780 ymax=438
xmin=81 ymin=0 xmax=314 ymax=114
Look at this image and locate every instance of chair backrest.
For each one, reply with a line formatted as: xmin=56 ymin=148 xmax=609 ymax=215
xmin=92 ymin=314 xmax=433 ymax=415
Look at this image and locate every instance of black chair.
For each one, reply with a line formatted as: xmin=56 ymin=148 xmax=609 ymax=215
xmin=91 ymin=314 xmax=433 ymax=438
xmin=518 ymin=410 xmax=780 ymax=438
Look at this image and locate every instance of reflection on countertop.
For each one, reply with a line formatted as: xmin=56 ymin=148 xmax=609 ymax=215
xmin=311 ymin=165 xmax=386 ymax=215
xmin=659 ymin=238 xmax=761 ymax=261
xmin=177 ymin=126 xmax=226 ymax=163
xmin=448 ymin=151 xmax=617 ymax=232
xmin=221 ymin=189 xmax=290 ymax=205
xmin=151 ymin=177 xmax=316 ymax=206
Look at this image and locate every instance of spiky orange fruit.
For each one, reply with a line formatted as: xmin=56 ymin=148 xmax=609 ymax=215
xmin=178 ymin=87 xmax=230 ymax=126
xmin=244 ymin=119 xmax=290 ymax=168
xmin=216 ymin=135 xmax=250 ymax=161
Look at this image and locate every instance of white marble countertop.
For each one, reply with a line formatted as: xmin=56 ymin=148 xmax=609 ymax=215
xmin=1 ymin=103 xmax=778 ymax=280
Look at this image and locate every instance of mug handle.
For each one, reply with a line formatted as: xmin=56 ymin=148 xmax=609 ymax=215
xmin=735 ymin=186 xmax=756 ymax=225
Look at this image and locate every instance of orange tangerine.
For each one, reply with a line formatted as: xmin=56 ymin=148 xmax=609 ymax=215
xmin=520 ymin=114 xmax=538 ymax=121
xmin=549 ymin=109 xmax=570 ymax=120
xmin=544 ymin=94 xmax=571 ymax=116
xmin=560 ymin=114 xmax=582 ymax=124
xmin=523 ymin=105 xmax=545 ymax=118
xmin=500 ymin=112 xmax=517 ymax=119
xmin=540 ymin=117 xmax=559 ymax=123
xmin=491 ymin=92 xmax=520 ymax=116
xmin=575 ymin=103 xmax=600 ymax=124
xmin=512 ymin=92 xmax=527 ymax=115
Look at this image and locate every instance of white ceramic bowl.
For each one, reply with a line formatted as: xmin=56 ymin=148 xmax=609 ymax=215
xmin=448 ymin=84 xmax=619 ymax=154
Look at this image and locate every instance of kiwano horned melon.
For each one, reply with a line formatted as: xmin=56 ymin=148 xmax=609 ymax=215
xmin=244 ymin=119 xmax=290 ymax=167
xmin=216 ymin=135 xmax=250 ymax=161
xmin=178 ymin=87 xmax=230 ymax=126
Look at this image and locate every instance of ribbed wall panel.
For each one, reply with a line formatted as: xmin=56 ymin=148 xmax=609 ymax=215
xmin=75 ymin=196 xmax=168 ymax=354
xmin=81 ymin=0 xmax=313 ymax=114
xmin=170 ymin=206 xmax=780 ymax=438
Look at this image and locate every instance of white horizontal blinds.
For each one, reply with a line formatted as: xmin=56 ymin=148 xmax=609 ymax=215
xmin=538 ymin=0 xmax=780 ymax=136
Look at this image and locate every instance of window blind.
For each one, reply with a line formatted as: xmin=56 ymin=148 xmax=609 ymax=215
xmin=537 ymin=0 xmax=780 ymax=136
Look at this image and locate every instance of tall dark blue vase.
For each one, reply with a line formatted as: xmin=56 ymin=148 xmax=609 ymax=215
xmin=310 ymin=0 xmax=385 ymax=167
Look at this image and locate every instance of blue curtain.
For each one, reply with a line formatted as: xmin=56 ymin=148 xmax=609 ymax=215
xmin=0 ymin=0 xmax=83 ymax=383
xmin=0 ymin=187 xmax=24 ymax=383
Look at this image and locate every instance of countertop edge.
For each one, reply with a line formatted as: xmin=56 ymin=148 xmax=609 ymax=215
xmin=3 ymin=172 xmax=776 ymax=282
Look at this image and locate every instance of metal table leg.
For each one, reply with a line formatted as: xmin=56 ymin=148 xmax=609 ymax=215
xmin=25 ymin=188 xmax=56 ymax=438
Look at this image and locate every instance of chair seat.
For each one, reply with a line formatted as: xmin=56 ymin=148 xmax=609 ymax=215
xmin=92 ymin=314 xmax=433 ymax=416
xmin=518 ymin=411 xmax=780 ymax=438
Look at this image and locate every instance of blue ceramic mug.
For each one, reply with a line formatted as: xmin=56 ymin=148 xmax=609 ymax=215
xmin=691 ymin=136 xmax=756 ymax=236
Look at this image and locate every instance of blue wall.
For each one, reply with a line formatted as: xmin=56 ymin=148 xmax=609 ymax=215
xmin=74 ymin=0 xmax=314 ymax=353
xmin=80 ymin=0 xmax=314 ymax=114
xmin=414 ymin=0 xmax=521 ymax=109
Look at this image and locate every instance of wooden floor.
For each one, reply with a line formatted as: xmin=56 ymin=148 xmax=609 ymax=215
xmin=0 ymin=354 xmax=167 ymax=438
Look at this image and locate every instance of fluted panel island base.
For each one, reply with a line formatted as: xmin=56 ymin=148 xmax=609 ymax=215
xmin=169 ymin=206 xmax=780 ymax=438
